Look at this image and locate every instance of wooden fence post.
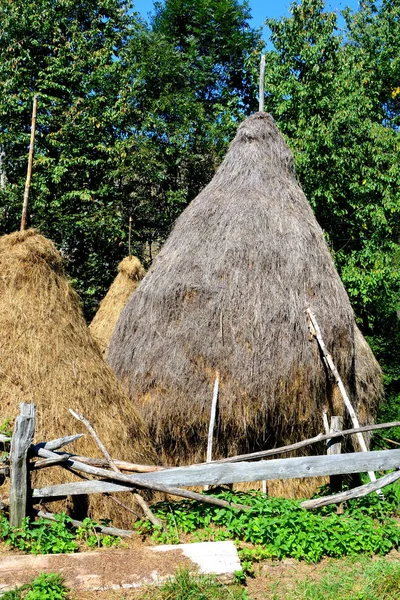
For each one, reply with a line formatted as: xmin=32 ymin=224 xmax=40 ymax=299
xmin=9 ymin=403 xmax=36 ymax=527
xmin=327 ymin=416 xmax=343 ymax=495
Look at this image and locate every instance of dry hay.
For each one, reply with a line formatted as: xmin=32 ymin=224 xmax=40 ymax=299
xmin=108 ymin=112 xmax=382 ymax=471
xmin=0 ymin=229 xmax=156 ymax=527
xmin=89 ymin=256 xmax=145 ymax=357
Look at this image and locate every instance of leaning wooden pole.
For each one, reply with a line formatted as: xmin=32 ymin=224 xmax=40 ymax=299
xmin=259 ymin=54 xmax=266 ymax=112
xmin=69 ymin=409 xmax=163 ymax=528
xmin=20 ymin=95 xmax=38 ymax=231
xmin=306 ymin=308 xmax=377 ymax=484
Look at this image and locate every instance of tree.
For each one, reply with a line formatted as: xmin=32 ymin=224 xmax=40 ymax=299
xmin=0 ymin=0 xmax=261 ymax=316
xmin=111 ymin=0 xmax=262 ymax=249
xmin=0 ymin=0 xmax=137 ymax=314
xmin=264 ymin=0 xmax=400 ymax=433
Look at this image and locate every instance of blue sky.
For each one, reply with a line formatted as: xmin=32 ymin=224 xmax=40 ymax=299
xmin=132 ymin=0 xmax=363 ymax=37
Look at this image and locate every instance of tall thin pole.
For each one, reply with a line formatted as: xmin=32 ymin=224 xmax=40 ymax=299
xmin=128 ymin=216 xmax=132 ymax=256
xmin=20 ymin=95 xmax=38 ymax=231
xmin=204 ymin=371 xmax=220 ymax=491
xmin=259 ymin=54 xmax=266 ymax=112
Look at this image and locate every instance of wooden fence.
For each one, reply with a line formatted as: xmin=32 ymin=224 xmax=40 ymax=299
xmin=1 ymin=403 xmax=400 ymax=533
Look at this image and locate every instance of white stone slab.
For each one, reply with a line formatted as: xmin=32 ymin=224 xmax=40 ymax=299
xmin=153 ymin=540 xmax=242 ymax=575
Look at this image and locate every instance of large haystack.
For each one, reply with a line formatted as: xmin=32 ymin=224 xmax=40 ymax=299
xmin=0 ymin=229 xmax=156 ymax=525
xmin=108 ymin=112 xmax=382 ymax=465
xmin=89 ymin=256 xmax=145 ymax=357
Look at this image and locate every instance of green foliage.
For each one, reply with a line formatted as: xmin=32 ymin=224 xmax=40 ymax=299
xmin=0 ymin=512 xmax=120 ymax=554
xmin=263 ymin=0 xmax=400 ymax=431
xmin=141 ymin=567 xmax=248 ymax=600
xmin=0 ymin=418 xmax=13 ymax=437
xmin=136 ymin=489 xmax=400 ymax=564
xmin=75 ymin=516 xmax=121 ymax=549
xmin=0 ymin=0 xmax=261 ymax=318
xmin=2 ymin=573 xmax=68 ymax=600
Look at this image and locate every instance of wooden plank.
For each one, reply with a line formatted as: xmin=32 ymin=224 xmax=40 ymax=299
xmin=32 ymin=449 xmax=400 ymax=496
xmin=9 ymin=403 xmax=36 ymax=527
xmin=301 ymin=469 xmax=400 ymax=509
xmin=32 ymin=479 xmax=138 ymax=498
xmin=133 ymin=449 xmax=400 ymax=487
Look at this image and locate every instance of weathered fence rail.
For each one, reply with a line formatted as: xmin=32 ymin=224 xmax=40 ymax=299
xmin=1 ymin=403 xmax=400 ymax=529
xmin=32 ymin=449 xmax=400 ymax=497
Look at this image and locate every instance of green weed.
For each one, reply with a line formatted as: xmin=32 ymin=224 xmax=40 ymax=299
xmin=136 ymin=486 xmax=400 ymax=563
xmin=274 ymin=557 xmax=400 ymax=600
xmin=1 ymin=573 xmax=68 ymax=599
xmin=0 ymin=512 xmax=121 ymax=554
xmin=141 ymin=568 xmax=248 ymax=600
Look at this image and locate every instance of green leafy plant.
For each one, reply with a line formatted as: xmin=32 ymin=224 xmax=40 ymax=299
xmin=0 ymin=512 xmax=121 ymax=554
xmin=75 ymin=517 xmax=121 ymax=549
xmin=136 ymin=487 xmax=400 ymax=564
xmin=2 ymin=573 xmax=68 ymax=600
xmin=0 ymin=418 xmax=12 ymax=438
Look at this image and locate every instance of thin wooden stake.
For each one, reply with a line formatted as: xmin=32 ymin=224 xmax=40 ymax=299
xmin=207 ymin=372 xmax=220 ymax=463
xmin=204 ymin=371 xmax=220 ymax=492
xmin=20 ymin=95 xmax=38 ymax=231
xmin=382 ymin=437 xmax=400 ymax=447
xmin=259 ymin=54 xmax=266 ymax=112
xmin=128 ymin=216 xmax=132 ymax=257
xmin=69 ymin=409 xmax=163 ymax=528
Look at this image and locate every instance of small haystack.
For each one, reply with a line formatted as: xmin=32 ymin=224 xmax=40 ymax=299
xmin=108 ymin=112 xmax=382 ymax=466
xmin=0 ymin=229 xmax=156 ymax=525
xmin=89 ymin=256 xmax=145 ymax=357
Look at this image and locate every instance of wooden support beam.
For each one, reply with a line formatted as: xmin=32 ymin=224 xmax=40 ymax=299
xmin=9 ymin=403 xmax=36 ymax=527
xmin=327 ymin=416 xmax=343 ymax=494
xmin=306 ymin=308 xmax=377 ymax=484
xmin=69 ymin=408 xmax=163 ymax=528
